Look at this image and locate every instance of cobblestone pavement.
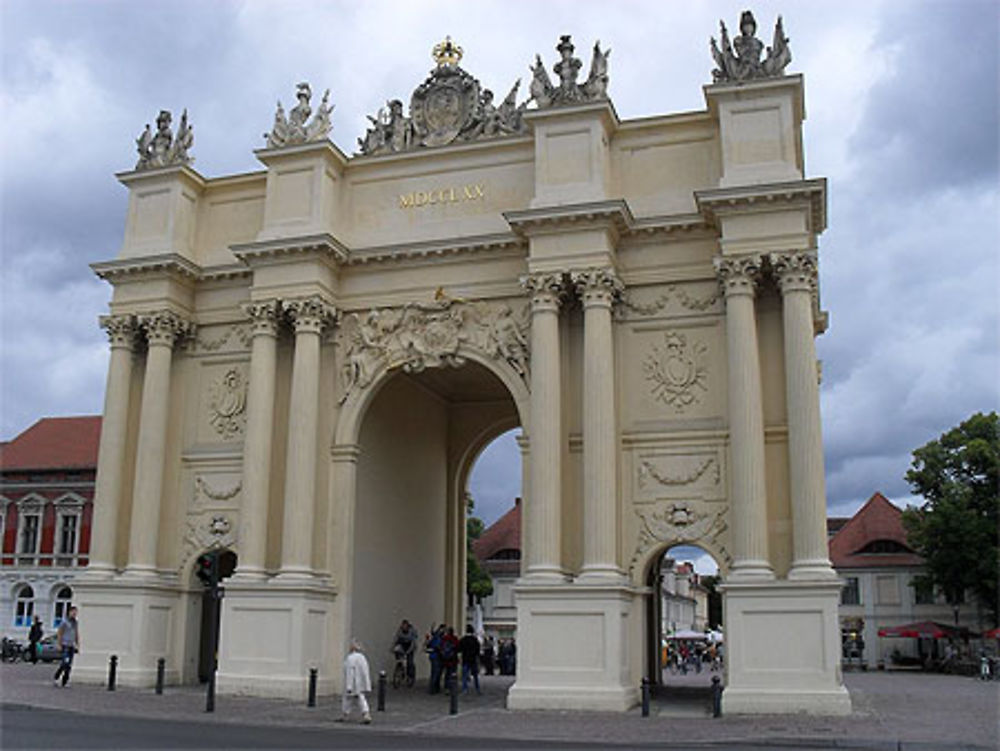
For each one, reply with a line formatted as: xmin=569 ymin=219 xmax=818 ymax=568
xmin=1 ymin=662 xmax=997 ymax=749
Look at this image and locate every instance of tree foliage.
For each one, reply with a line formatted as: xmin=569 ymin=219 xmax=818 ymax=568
xmin=901 ymin=411 xmax=999 ymax=625
xmin=701 ymin=575 xmax=724 ymax=629
xmin=466 ymin=498 xmax=494 ymax=602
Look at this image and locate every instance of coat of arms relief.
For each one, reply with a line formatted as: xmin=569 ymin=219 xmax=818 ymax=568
xmin=335 ymin=295 xmax=530 ymax=403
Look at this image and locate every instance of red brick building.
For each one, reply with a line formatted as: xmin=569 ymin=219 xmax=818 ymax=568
xmin=1 ymin=416 xmax=100 ymax=637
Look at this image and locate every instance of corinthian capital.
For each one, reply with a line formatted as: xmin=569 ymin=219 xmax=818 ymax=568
xmin=99 ymin=314 xmax=138 ymax=350
xmin=520 ymin=272 xmax=566 ymax=312
xmin=139 ymin=310 xmax=193 ymax=347
xmin=243 ymin=299 xmax=282 ymax=338
xmin=284 ymin=296 xmax=337 ymax=334
xmin=769 ymin=252 xmax=818 ymax=294
xmin=570 ymin=268 xmax=625 ymax=307
xmin=714 ymin=255 xmax=763 ymax=297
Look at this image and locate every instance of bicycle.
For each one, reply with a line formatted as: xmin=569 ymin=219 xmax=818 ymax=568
xmin=1 ymin=638 xmax=25 ymax=663
xmin=391 ymin=645 xmax=415 ymax=688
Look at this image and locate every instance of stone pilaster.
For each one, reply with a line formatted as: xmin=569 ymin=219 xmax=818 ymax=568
xmin=571 ymin=268 xmax=624 ymax=581
xmin=278 ymin=296 xmax=336 ymax=578
xmin=87 ymin=315 xmax=138 ymax=576
xmin=126 ymin=310 xmax=192 ymax=576
xmin=715 ymin=257 xmax=773 ymax=581
xmin=771 ymin=252 xmax=836 ymax=580
xmin=520 ymin=272 xmax=567 ymax=581
xmin=235 ymin=300 xmax=282 ymax=580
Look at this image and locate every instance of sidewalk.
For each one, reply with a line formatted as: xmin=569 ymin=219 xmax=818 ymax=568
xmin=1 ymin=662 xmax=996 ymax=749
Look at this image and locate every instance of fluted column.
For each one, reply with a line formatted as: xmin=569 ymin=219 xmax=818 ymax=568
xmin=521 ymin=272 xmax=566 ymax=580
xmin=771 ymin=252 xmax=836 ymax=580
xmin=235 ymin=300 xmax=282 ymax=580
xmin=278 ymin=296 xmax=335 ymax=578
xmin=126 ymin=310 xmax=191 ymax=576
xmin=715 ymin=257 xmax=773 ymax=581
xmin=87 ymin=315 xmax=138 ymax=576
xmin=572 ymin=268 xmax=624 ymax=581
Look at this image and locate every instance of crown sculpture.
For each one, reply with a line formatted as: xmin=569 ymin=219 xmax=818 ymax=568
xmin=711 ymin=10 xmax=791 ymax=82
xmin=135 ymin=109 xmax=194 ymax=170
xmin=357 ymin=34 xmax=610 ymax=156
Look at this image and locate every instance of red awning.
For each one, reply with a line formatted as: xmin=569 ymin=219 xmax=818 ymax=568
xmin=877 ymin=621 xmax=970 ymax=639
xmin=983 ymin=627 xmax=1000 ymax=640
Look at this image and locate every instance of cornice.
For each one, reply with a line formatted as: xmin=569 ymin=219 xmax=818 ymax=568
xmin=91 ymin=253 xmax=200 ymax=283
xmin=505 ymin=199 xmax=635 ymax=238
xmin=116 ymin=163 xmax=207 ymax=190
xmin=91 ymin=254 xmax=250 ymax=284
xmin=694 ymin=178 xmax=827 ymax=234
xmin=254 ymin=139 xmax=350 ymax=171
xmin=346 ymin=232 xmax=525 ymax=266
xmin=230 ymin=233 xmax=349 ymax=268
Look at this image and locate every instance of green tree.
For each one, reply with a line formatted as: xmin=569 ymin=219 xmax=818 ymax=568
xmin=466 ymin=497 xmax=494 ymax=603
xmin=901 ymin=411 xmax=999 ymax=626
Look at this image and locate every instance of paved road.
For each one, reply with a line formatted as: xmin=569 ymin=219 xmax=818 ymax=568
xmin=1 ymin=663 xmax=996 ymax=750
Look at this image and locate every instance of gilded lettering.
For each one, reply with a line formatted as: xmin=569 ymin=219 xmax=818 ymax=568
xmin=415 ymin=191 xmax=428 ymax=206
xmin=397 ymin=184 xmax=486 ymax=209
xmin=399 ymin=193 xmax=415 ymax=208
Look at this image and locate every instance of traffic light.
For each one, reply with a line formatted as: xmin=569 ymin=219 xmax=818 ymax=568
xmin=195 ymin=552 xmax=219 ymax=588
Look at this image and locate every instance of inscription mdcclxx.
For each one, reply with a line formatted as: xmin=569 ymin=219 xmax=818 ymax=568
xmin=399 ymin=184 xmax=485 ymax=209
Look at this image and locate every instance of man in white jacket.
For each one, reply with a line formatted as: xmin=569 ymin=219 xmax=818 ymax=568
xmin=339 ymin=639 xmax=372 ymax=724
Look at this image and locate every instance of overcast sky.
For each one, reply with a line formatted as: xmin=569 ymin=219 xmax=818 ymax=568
xmin=1 ymin=1 xmax=997 ymax=555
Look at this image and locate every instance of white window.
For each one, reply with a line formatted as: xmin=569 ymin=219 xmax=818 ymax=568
xmin=52 ymin=586 xmax=73 ymax=628
xmin=14 ymin=585 xmax=35 ymax=627
xmin=56 ymin=512 xmax=80 ymax=565
xmin=841 ymin=576 xmax=861 ymax=605
xmin=18 ymin=512 xmax=41 ymax=563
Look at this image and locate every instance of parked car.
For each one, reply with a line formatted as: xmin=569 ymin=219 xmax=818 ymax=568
xmin=37 ymin=635 xmax=63 ymax=663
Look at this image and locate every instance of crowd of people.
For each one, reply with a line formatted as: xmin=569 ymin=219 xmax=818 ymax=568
xmin=664 ymin=639 xmax=723 ymax=674
xmin=391 ymin=621 xmax=517 ymax=696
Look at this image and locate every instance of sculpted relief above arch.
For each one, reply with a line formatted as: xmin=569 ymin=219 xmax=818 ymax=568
xmin=629 ymin=501 xmax=731 ymax=579
xmin=335 ymin=297 xmax=531 ymax=404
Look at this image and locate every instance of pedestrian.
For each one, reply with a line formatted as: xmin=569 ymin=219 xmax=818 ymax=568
xmin=508 ymin=638 xmax=517 ymax=676
xmin=482 ymin=635 xmax=495 ymax=676
xmin=458 ymin=624 xmax=481 ymax=694
xmin=425 ymin=624 xmax=443 ymax=694
xmin=28 ymin=615 xmax=43 ymax=664
xmin=337 ymin=639 xmax=372 ymax=724
xmin=441 ymin=626 xmax=460 ymax=689
xmin=52 ymin=606 xmax=79 ymax=687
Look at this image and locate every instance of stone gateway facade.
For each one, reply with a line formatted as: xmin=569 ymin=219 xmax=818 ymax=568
xmin=75 ymin=16 xmax=850 ymax=714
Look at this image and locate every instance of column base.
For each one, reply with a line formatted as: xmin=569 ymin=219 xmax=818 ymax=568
xmin=521 ymin=567 xmax=570 ymax=583
xmin=727 ymin=560 xmax=775 ymax=582
xmin=508 ymin=581 xmax=639 ymax=710
xmin=788 ymin=559 xmax=839 ymax=581
xmin=576 ymin=565 xmax=626 ymax=583
xmin=721 ymin=578 xmax=849 ymax=716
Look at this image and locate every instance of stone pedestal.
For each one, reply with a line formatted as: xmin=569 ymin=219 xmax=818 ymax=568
xmin=70 ymin=576 xmax=182 ymax=687
xmin=507 ymin=583 xmax=639 ymax=711
xmin=217 ymin=579 xmax=337 ymax=699
xmin=721 ymin=580 xmax=850 ymax=715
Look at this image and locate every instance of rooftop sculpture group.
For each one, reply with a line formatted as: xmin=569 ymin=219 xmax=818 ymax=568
xmin=129 ymin=11 xmax=794 ymax=165
xmin=265 ymin=82 xmax=334 ymax=149
xmin=135 ymin=109 xmax=194 ymax=170
xmin=711 ymin=10 xmax=791 ymax=82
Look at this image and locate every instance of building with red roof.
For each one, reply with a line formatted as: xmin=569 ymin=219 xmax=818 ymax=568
xmin=1 ymin=416 xmax=100 ymax=639
xmin=471 ymin=498 xmax=521 ymax=640
xmin=829 ymin=492 xmax=979 ymax=668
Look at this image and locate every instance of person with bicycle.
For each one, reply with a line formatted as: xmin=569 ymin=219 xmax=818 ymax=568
xmin=392 ymin=619 xmax=417 ymax=687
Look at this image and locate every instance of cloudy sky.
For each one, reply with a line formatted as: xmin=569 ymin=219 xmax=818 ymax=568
xmin=1 ymin=1 xmax=997 ymax=562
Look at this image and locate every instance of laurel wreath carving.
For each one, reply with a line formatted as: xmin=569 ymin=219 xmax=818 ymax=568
xmin=643 ymin=331 xmax=709 ymax=411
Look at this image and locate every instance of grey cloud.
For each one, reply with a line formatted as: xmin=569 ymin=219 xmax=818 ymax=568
xmin=847 ymin=0 xmax=999 ymax=196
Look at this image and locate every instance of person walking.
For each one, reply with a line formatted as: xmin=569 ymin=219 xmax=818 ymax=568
xmin=458 ymin=624 xmax=481 ymax=694
xmin=338 ymin=639 xmax=372 ymax=724
xmin=28 ymin=616 xmax=43 ymax=664
xmin=393 ymin=619 xmax=417 ymax=684
xmin=52 ymin=606 xmax=79 ymax=687
xmin=482 ymin=635 xmax=495 ymax=676
xmin=440 ymin=626 xmax=460 ymax=690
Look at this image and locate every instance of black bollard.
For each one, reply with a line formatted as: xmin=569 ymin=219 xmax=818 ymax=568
xmin=107 ymin=655 xmax=118 ymax=691
xmin=641 ymin=677 xmax=650 ymax=717
xmin=448 ymin=672 xmax=458 ymax=715
xmin=155 ymin=658 xmax=165 ymax=695
xmin=307 ymin=667 xmax=317 ymax=707
xmin=711 ymin=675 xmax=723 ymax=718
xmin=377 ymin=670 xmax=386 ymax=712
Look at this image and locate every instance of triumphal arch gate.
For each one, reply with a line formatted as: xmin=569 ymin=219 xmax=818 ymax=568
xmin=75 ymin=14 xmax=850 ymax=713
